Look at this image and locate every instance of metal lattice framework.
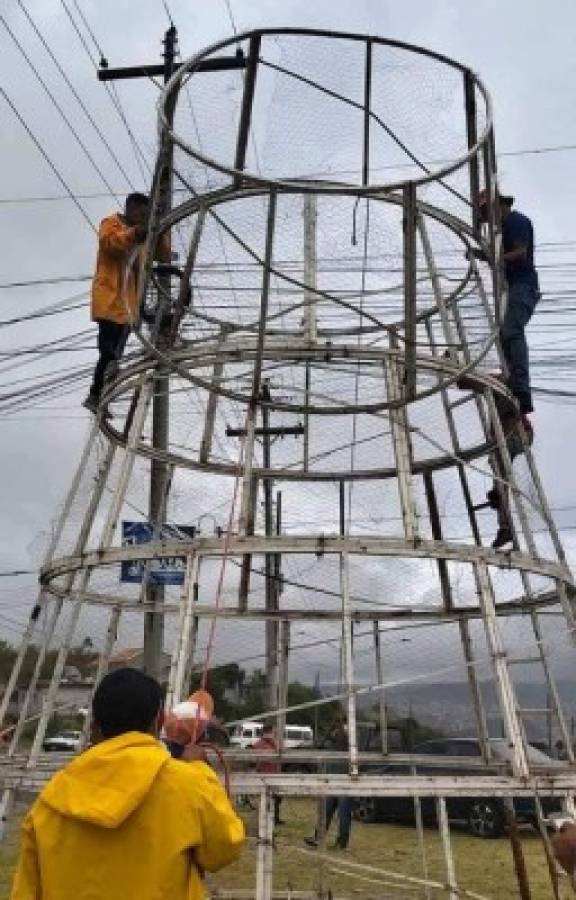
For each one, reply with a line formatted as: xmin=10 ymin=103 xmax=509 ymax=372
xmin=2 ymin=28 xmax=576 ymax=898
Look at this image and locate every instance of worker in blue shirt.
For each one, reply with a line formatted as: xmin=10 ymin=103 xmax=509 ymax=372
xmin=476 ymin=190 xmax=540 ymax=415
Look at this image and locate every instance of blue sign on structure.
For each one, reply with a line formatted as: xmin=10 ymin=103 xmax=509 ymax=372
xmin=120 ymin=521 xmax=196 ymax=585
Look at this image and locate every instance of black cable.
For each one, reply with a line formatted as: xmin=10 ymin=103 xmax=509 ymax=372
xmin=0 ymin=298 xmax=88 ymax=328
xmin=58 ymin=0 xmax=151 ymax=183
xmin=0 ymin=85 xmax=96 ymax=233
xmin=223 ymin=0 xmax=239 ymax=36
xmin=15 ymin=0 xmax=136 ymax=190
xmin=1 ymin=15 xmax=122 ymax=201
xmin=160 ymin=0 xmax=174 ymax=26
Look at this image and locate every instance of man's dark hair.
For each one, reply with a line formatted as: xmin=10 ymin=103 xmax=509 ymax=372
xmin=125 ymin=192 xmax=150 ymax=209
xmin=262 ymin=722 xmax=274 ymax=735
xmin=92 ymin=667 xmax=164 ymax=738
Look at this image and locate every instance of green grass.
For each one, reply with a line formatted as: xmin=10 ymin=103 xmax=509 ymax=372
xmin=1 ymin=800 xmax=568 ymax=898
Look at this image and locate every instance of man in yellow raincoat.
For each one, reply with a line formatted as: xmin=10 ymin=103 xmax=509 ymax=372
xmin=10 ymin=668 xmax=245 ymax=900
xmin=84 ymin=193 xmax=169 ymax=414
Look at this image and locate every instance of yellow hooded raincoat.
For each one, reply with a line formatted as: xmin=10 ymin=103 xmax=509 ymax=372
xmin=91 ymin=215 xmax=170 ymax=325
xmin=91 ymin=214 xmax=142 ymax=325
xmin=10 ymin=732 xmax=245 ymax=900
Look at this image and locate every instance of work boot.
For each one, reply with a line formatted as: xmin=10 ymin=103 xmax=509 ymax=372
xmin=82 ymin=394 xmax=110 ymax=419
xmin=492 ymin=526 xmax=513 ymax=550
xmin=82 ymin=393 xmax=99 ymax=414
xmin=304 ymin=836 xmax=318 ymax=849
xmin=486 ymin=488 xmax=501 ymax=510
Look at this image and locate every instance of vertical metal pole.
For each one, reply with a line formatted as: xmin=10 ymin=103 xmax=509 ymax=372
xmin=255 ymin=789 xmax=275 ymax=900
xmin=482 ymin=138 xmax=504 ymax=326
xmin=384 ymin=350 xmax=418 ymax=543
xmin=417 ymin=214 xmax=458 ymax=359
xmin=530 ymin=606 xmax=575 ymax=760
xmin=362 ymin=40 xmax=372 ymax=186
xmin=199 ymin=325 xmax=228 ymax=464
xmin=475 ymin=560 xmax=529 ymax=777
xmin=239 ymin=473 xmax=258 ymax=610
xmin=423 ymin=316 xmax=492 ymax=761
xmin=239 ymin=190 xmax=276 ymax=539
xmin=144 ymin=25 xmax=177 ymax=681
xmin=503 ymin=799 xmax=532 ymax=900
xmin=464 ymin=70 xmax=481 ymax=238
xmin=302 ymin=194 xmax=318 ymax=344
xmin=302 ymin=193 xmax=317 ymax=473
xmin=411 ymin=766 xmax=432 ymax=900
xmin=234 ymin=34 xmax=261 ymax=186
xmin=437 ymin=797 xmax=459 ymax=900
xmin=459 ymin=618 xmax=492 ymax=762
xmin=277 ymin=619 xmax=290 ymax=753
xmin=166 ymin=554 xmax=199 ymax=707
xmin=373 ymin=622 xmax=388 ymax=755
xmin=423 ymin=470 xmax=452 ymax=612
xmin=340 ymin=552 xmax=358 ymax=775
xmin=262 ymin=384 xmax=278 ymax=712
xmin=402 ymin=182 xmax=418 ymax=398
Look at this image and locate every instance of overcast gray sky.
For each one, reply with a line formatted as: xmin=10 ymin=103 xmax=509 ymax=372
xmin=2 ymin=0 xmax=576 ymax=688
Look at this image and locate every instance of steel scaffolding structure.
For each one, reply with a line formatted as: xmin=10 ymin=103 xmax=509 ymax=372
xmin=2 ymin=28 xmax=576 ymax=898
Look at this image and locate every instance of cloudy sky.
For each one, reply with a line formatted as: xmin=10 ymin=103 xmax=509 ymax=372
xmin=2 ymin=0 xmax=576 ymax=692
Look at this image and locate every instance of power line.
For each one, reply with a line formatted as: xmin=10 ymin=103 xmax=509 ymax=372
xmin=223 ymin=0 xmax=238 ymax=36
xmin=0 ymin=275 xmax=90 ymax=290
xmin=1 ymin=15 xmax=122 ymax=202
xmin=159 ymin=0 xmax=174 ymax=26
xmin=15 ymin=0 xmax=136 ymax=190
xmin=58 ymin=0 xmax=151 ymax=184
xmin=0 ymin=85 xmax=96 ymax=233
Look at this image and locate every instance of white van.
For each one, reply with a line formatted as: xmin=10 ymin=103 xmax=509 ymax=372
xmin=229 ymin=721 xmax=314 ymax=750
xmin=283 ymin=725 xmax=314 ymax=749
xmin=229 ymin=721 xmax=263 ymax=749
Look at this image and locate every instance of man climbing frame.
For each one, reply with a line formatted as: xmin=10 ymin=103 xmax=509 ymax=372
xmin=477 ymin=189 xmax=540 ymax=415
xmin=84 ymin=192 xmax=170 ymax=414
xmin=10 ymin=667 xmax=244 ymax=900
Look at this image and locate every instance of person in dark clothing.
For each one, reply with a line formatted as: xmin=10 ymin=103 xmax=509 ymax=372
xmin=477 ymin=190 xmax=540 ymax=415
xmin=252 ymin=723 xmax=283 ymax=826
xmin=304 ymin=719 xmax=352 ymax=851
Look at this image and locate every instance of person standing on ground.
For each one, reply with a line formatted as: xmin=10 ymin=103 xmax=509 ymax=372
xmin=477 ymin=190 xmax=540 ymax=415
xmin=10 ymin=667 xmax=244 ymax=900
xmin=304 ymin=717 xmax=352 ymax=851
xmin=252 ymin=722 xmax=284 ymax=826
xmin=84 ymin=193 xmax=170 ymax=414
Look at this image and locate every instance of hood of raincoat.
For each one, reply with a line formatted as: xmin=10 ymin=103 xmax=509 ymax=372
xmin=39 ymin=731 xmax=170 ymax=828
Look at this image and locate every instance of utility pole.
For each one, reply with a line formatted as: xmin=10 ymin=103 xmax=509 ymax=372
xmin=98 ymin=28 xmax=245 ymax=682
xmin=226 ymin=394 xmax=302 ymax=710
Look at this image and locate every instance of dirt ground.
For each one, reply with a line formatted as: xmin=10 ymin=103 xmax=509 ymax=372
xmin=1 ymin=798 xmax=572 ymax=898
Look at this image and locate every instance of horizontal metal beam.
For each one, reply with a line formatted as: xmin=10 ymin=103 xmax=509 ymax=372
xmin=43 ymin=535 xmax=572 ymax=586
xmin=97 ymin=54 xmax=246 ymax=81
xmin=226 ymin=426 xmax=304 ymax=438
xmin=38 ymin=585 xmax=564 ymax=621
xmin=4 ymin=767 xmax=576 ymax=799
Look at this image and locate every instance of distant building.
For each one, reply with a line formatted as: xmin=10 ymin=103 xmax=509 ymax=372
xmin=88 ymin=647 xmax=172 ymax=683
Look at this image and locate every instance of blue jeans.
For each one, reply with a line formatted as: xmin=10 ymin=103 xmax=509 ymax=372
xmin=500 ymin=281 xmax=539 ymax=413
xmin=324 ymin=797 xmax=352 ymax=848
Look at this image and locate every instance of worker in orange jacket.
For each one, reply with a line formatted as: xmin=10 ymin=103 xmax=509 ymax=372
xmin=84 ymin=193 xmax=170 ymax=414
xmin=10 ymin=667 xmax=245 ymax=900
